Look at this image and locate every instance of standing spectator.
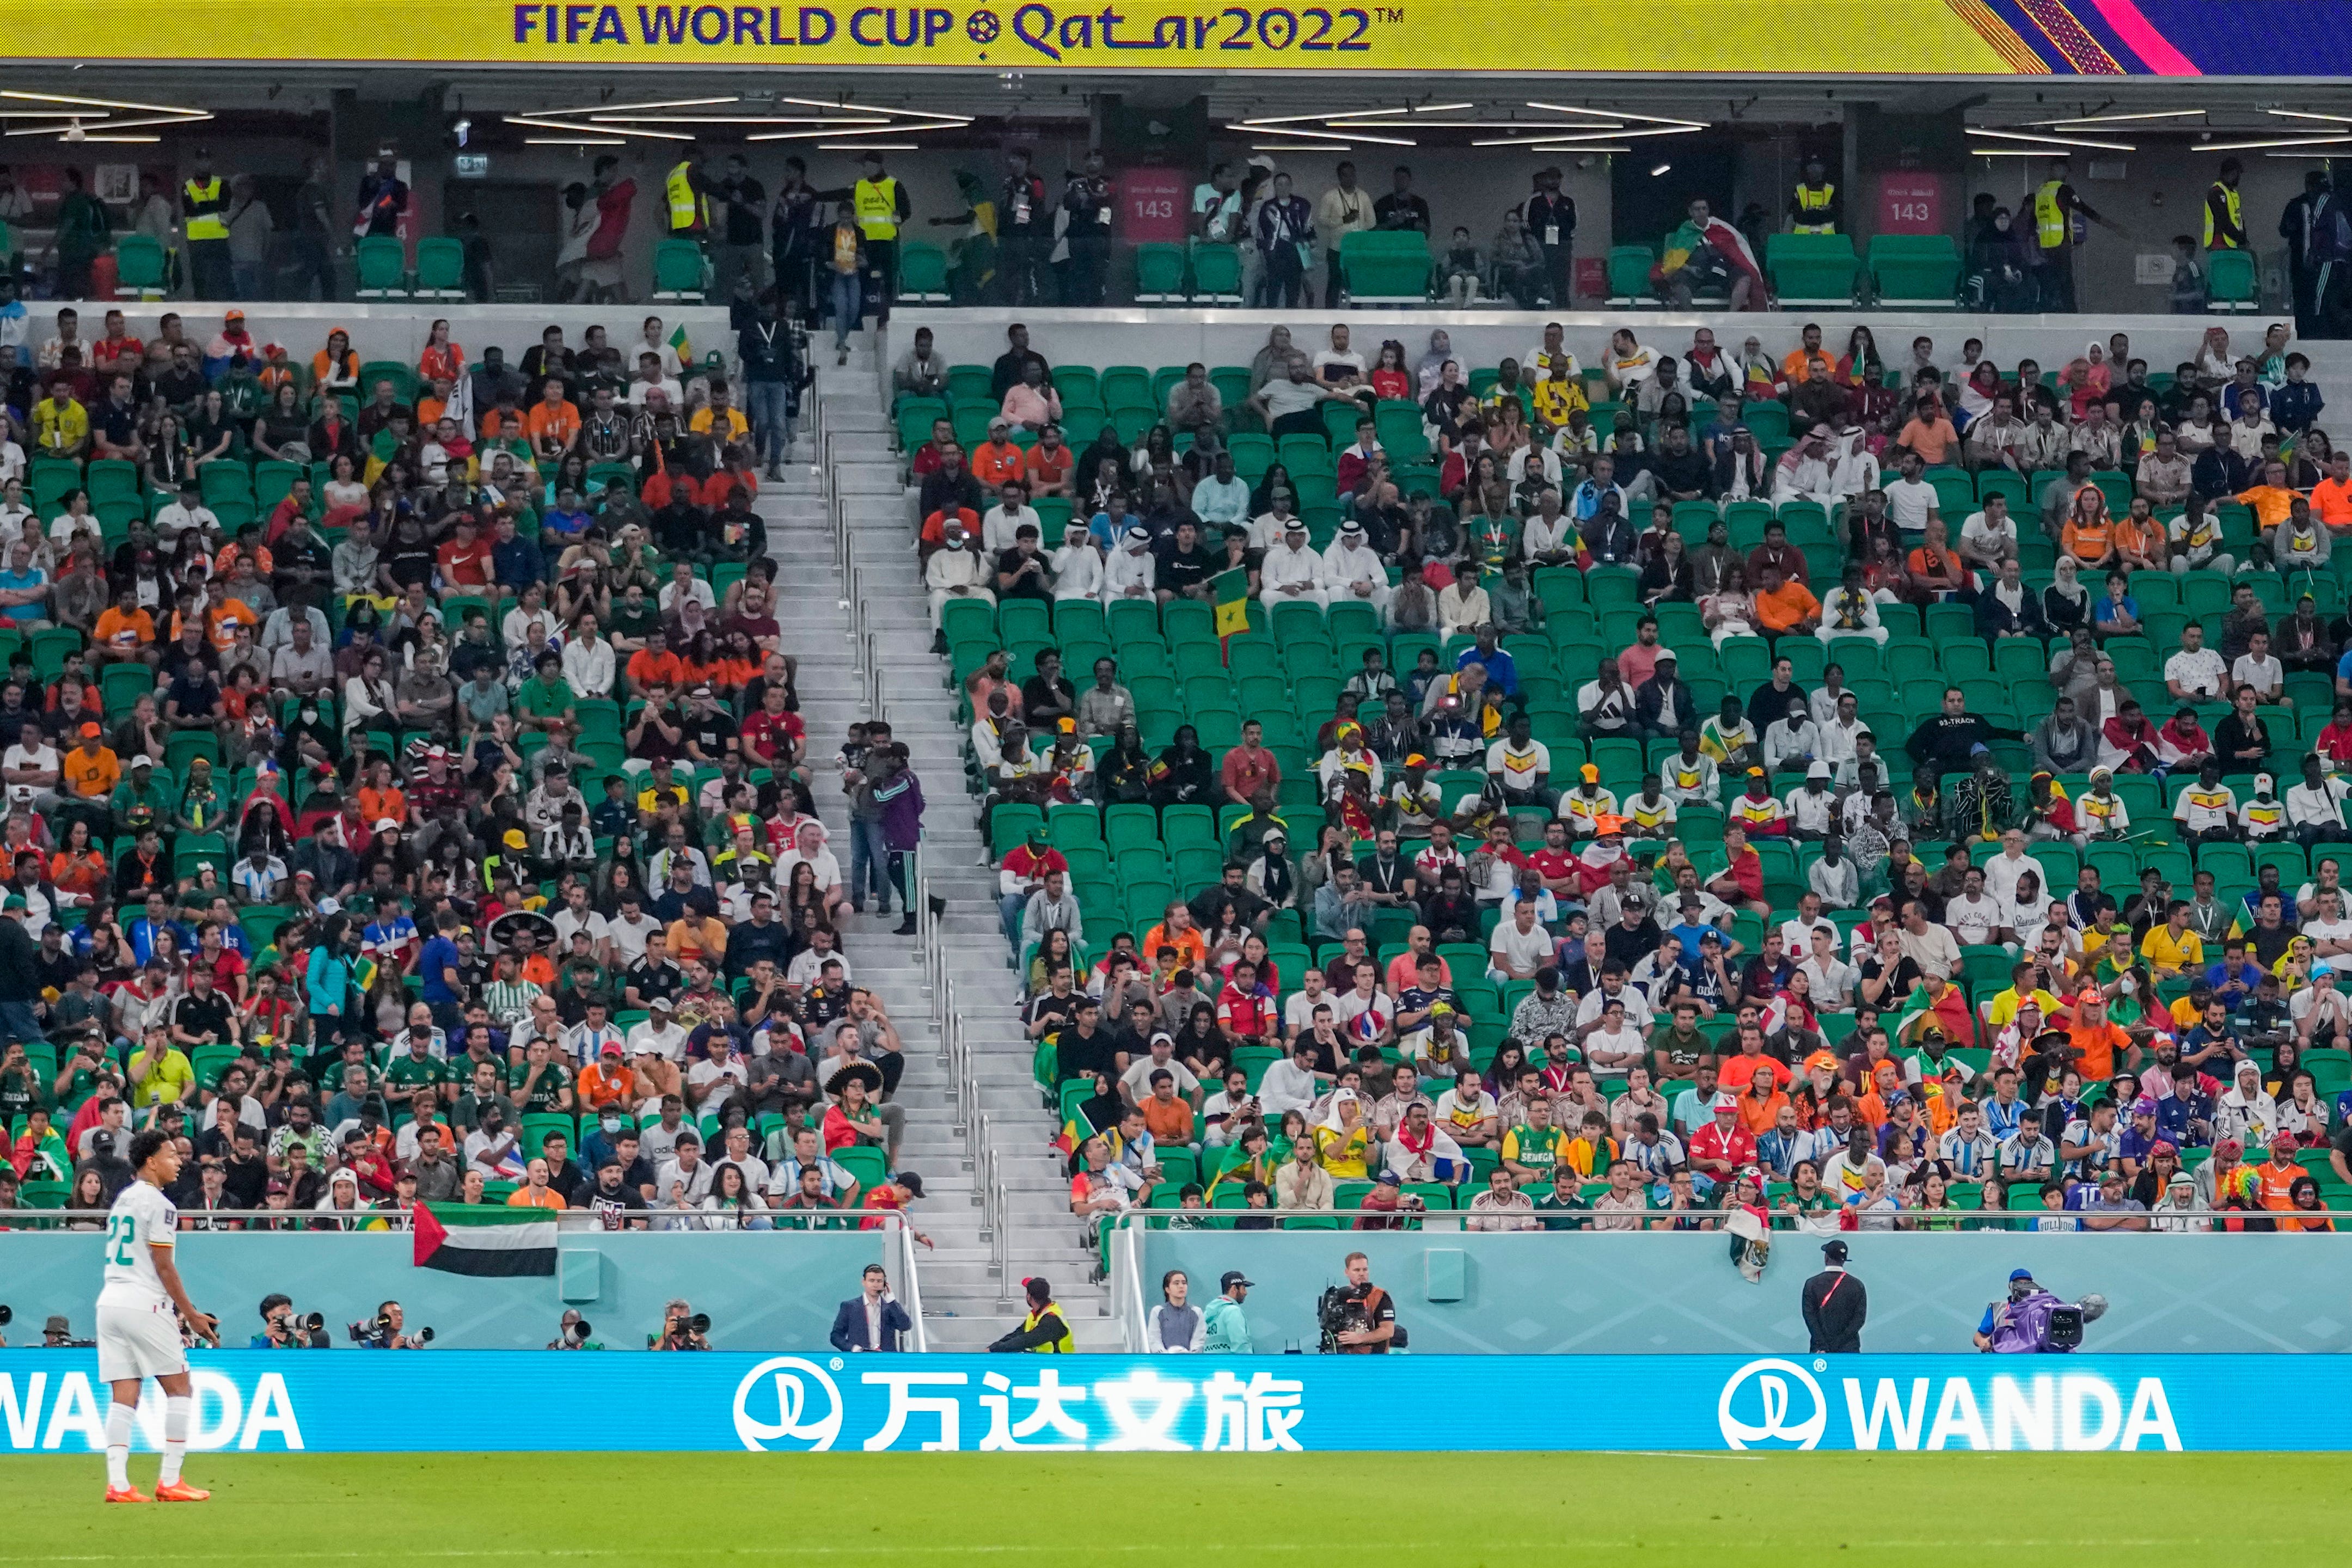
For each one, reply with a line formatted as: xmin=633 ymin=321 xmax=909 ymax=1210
xmin=354 ymin=149 xmax=408 ymax=240
xmin=1254 ymin=174 xmax=1314 ymax=308
xmin=1522 ymin=167 xmax=1577 ymax=307
xmin=711 ymin=154 xmax=768 ymax=298
xmin=181 ymin=148 xmax=233 ymax=301
xmin=1316 ymin=162 xmax=1377 ymax=304
xmin=1061 ymin=151 xmax=1114 ymax=306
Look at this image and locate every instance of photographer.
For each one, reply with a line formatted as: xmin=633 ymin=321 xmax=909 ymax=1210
xmin=547 ymin=1309 xmax=603 ymax=1351
xmin=248 ymin=1294 xmax=330 ymax=1350
xmin=351 ymin=1300 xmax=430 ymax=1350
xmin=1320 ymin=1251 xmax=1396 ymax=1354
xmin=652 ymin=1297 xmax=712 ymax=1351
xmin=1973 ymin=1267 xmax=2107 ymax=1353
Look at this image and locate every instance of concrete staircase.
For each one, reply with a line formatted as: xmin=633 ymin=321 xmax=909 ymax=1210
xmin=804 ymin=330 xmax=1119 ymax=1351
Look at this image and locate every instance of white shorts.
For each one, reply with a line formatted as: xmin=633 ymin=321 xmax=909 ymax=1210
xmin=96 ymin=1300 xmax=186 ymax=1383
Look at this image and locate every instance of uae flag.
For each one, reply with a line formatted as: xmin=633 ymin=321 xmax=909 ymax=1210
xmin=412 ymin=1203 xmax=559 ymax=1277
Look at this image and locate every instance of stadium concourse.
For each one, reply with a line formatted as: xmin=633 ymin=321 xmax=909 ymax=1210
xmin=892 ymin=305 xmax=2352 ymax=1267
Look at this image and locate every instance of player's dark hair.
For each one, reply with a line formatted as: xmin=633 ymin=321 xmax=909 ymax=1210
xmin=127 ymin=1127 xmax=172 ymax=1171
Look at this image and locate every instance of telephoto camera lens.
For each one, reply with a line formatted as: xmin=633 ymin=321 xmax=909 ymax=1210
xmin=415 ymin=1327 xmax=435 ymax=1344
xmin=689 ymin=1312 xmax=711 ymax=1334
xmin=302 ymin=1312 xmax=324 ymax=1333
xmin=569 ymin=1318 xmax=592 ymax=1342
xmin=0 ymin=1303 xmax=13 ymax=1327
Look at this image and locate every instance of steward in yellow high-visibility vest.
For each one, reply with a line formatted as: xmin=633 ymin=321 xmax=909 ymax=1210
xmin=851 ymin=150 xmax=912 ymax=327
xmin=181 ymin=150 xmax=233 ymax=302
xmin=666 ymin=148 xmax=710 ymax=237
xmin=1788 ymin=155 xmax=1840 ymax=235
xmin=988 ymin=1277 xmax=1074 ymax=1351
xmin=2204 ymin=158 xmax=2246 ymax=249
xmin=2029 ymin=157 xmax=2104 ymax=315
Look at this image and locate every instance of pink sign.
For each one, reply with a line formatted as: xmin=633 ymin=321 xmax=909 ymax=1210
xmin=1876 ymin=172 xmax=1946 ymax=236
xmin=1119 ymin=167 xmax=1187 ymax=243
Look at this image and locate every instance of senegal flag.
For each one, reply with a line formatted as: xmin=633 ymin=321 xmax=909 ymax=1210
xmin=412 ymin=1203 xmax=558 ymax=1277
xmin=1212 ymin=566 xmax=1250 ymax=655
xmin=668 ymin=321 xmax=693 ymax=366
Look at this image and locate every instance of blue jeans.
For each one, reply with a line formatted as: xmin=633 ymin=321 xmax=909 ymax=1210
xmin=999 ymin=892 xmax=1027 ymax=952
xmin=846 ymin=818 xmax=892 ymax=911
xmin=746 ymin=379 xmax=791 ymax=471
xmin=0 ymin=1000 xmax=40 ymax=1045
xmin=831 ymin=270 xmax=863 ymax=350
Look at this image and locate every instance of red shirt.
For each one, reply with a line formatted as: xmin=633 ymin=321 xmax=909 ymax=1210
xmin=1687 ymin=1120 xmax=1759 ymax=1171
xmin=1000 ymin=844 xmax=1068 ymax=882
xmin=740 ymin=709 xmax=805 ymax=765
xmin=1527 ymin=848 xmax=1576 ymax=885
xmin=1725 ymin=846 xmax=1763 ymax=899
xmin=1218 ymin=745 xmax=1281 ymax=802
xmin=437 ymin=538 xmax=493 ymax=587
xmin=1216 ymin=982 xmax=1277 ymax=1038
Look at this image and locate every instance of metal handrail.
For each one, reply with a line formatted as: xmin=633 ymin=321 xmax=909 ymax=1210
xmin=895 ymin=1208 xmax=930 ymax=1353
xmin=1092 ymin=1201 xmax=2352 ymax=1230
xmin=0 ymin=1207 xmax=921 ymax=1229
xmin=992 ymin=1174 xmax=1014 ymax=1301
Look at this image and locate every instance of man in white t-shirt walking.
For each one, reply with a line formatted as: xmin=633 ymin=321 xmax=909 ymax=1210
xmin=96 ymin=1128 xmax=218 ymax=1503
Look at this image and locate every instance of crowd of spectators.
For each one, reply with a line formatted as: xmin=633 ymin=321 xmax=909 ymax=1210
xmin=0 ymin=304 xmax=928 ymax=1245
xmin=939 ymin=313 xmax=2352 ymax=1237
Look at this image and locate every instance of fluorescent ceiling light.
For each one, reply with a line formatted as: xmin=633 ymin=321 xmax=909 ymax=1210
xmin=1527 ymin=101 xmax=1706 ymax=129
xmin=539 ymin=95 xmax=736 ymax=117
xmin=3 ymin=113 xmax=206 ymax=138
xmin=526 ymin=136 xmax=626 ymax=146
xmin=1252 ymin=143 xmax=1351 ymax=152
xmin=1 ymin=89 xmax=202 ymax=115
xmin=505 ymin=115 xmax=691 ymax=140
xmin=1336 ymin=120 xmax=1584 ymax=129
xmin=1967 ymin=127 xmax=2135 ymax=151
xmin=1235 ymin=109 xmax=1379 ymax=126
xmin=746 ymin=122 xmax=941 ymax=142
xmin=71 ymin=134 xmax=161 ymax=143
xmin=1410 ymin=102 xmax=1475 ymax=114
xmin=1475 ymin=124 xmax=1697 ymax=146
xmin=2267 ymin=152 xmax=2345 ymax=159
xmin=0 ymin=110 xmax=85 ymax=118
xmin=773 ymin=96 xmax=971 ymax=122
xmin=2265 ymin=109 xmax=2352 ymax=124
xmin=2022 ymin=108 xmax=2204 ymax=126
xmin=592 ymin=114 xmax=891 ymax=125
xmin=817 ymin=142 xmax=921 ymax=151
xmin=1531 ymin=145 xmax=1632 ymax=154
xmin=1235 ymin=123 xmax=1412 ymax=145
xmin=1969 ymin=148 xmax=2069 ymax=157
xmin=2201 ymin=133 xmax=2352 ymax=151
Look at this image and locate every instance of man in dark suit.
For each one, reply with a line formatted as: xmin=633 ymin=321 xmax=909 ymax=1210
xmin=1800 ymin=1238 xmax=1867 ymax=1353
xmin=830 ymin=1264 xmax=915 ymax=1352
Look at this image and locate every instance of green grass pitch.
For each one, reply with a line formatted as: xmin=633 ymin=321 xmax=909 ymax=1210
xmin=2 ymin=1451 xmax=2347 ymax=1565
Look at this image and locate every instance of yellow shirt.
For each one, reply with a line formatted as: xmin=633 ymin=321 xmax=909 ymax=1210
xmin=128 ymin=1048 xmax=194 ymax=1110
xmin=1985 ymin=985 xmax=2065 ymax=1030
xmin=690 ymin=405 xmax=750 ymax=441
xmin=33 ymin=397 xmax=87 ymax=454
xmin=2139 ymin=925 xmax=2204 ymax=974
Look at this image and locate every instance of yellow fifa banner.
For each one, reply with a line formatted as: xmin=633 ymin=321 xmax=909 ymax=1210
xmin=9 ymin=2 xmax=2042 ymax=73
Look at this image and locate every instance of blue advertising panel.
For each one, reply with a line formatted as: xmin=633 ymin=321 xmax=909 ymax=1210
xmin=3 ymin=1351 xmax=2343 ymax=1454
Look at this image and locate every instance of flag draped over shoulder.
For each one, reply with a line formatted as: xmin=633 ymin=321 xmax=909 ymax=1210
xmin=412 ymin=1202 xmax=557 ymax=1276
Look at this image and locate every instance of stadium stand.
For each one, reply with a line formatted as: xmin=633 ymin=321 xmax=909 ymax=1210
xmin=0 ymin=299 xmax=950 ymax=1245
xmin=896 ymin=309 xmax=2352 ymax=1240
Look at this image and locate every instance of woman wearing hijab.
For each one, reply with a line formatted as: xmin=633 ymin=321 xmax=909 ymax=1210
xmin=1059 ymin=1071 xmax=1128 ymax=1166
xmin=2041 ymin=553 xmax=2090 ymax=635
xmin=1415 ymin=330 xmax=1454 ymax=400
xmin=1245 ymin=826 xmax=1298 ymax=909
xmin=1248 ymin=326 xmax=1296 ymax=394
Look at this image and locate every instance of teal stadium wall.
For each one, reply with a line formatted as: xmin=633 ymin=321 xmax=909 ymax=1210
xmin=0 ymin=1232 xmax=889 ymax=1350
xmin=1135 ymin=1232 xmax=2352 ymax=1355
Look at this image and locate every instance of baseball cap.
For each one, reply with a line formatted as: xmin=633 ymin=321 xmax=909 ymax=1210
xmin=1712 ymin=1093 xmax=1738 ymax=1112
xmin=372 ymin=817 xmax=400 ymax=834
xmin=1375 ymin=1171 xmax=1401 ymax=1185
xmin=2008 ymin=1268 xmax=2035 ymax=1283
xmin=601 ymin=1040 xmax=623 ymax=1056
xmin=1219 ymin=1270 xmax=1253 ymax=1291
xmin=1579 ymin=763 xmax=1599 ymax=782
xmin=649 ymin=996 xmax=675 ymax=1013
xmin=79 ymin=721 xmax=100 ymax=739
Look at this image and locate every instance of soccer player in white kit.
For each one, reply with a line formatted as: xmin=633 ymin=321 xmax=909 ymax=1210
xmin=95 ymin=1128 xmax=219 ymax=1503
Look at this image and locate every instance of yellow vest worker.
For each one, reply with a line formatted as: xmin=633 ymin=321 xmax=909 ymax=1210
xmin=2204 ymin=162 xmax=2246 ymax=249
xmin=665 ymin=159 xmax=708 ymax=236
xmin=183 ymin=175 xmax=227 ymax=240
xmin=854 ymin=174 xmax=901 ymax=242
xmin=1788 ymin=157 xmax=1839 ymax=235
xmin=2033 ymin=179 xmax=2070 ymax=252
xmin=991 ymin=1282 xmax=1073 ymax=1352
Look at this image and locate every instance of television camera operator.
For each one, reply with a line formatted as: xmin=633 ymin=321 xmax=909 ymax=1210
xmin=1973 ymin=1267 xmax=2108 ymax=1353
xmin=1318 ymin=1251 xmax=1398 ymax=1354
xmin=350 ymin=1300 xmax=433 ymax=1349
xmin=249 ymin=1294 xmax=332 ymax=1350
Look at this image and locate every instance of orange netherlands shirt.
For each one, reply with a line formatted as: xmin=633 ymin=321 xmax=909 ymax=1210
xmin=2066 ymin=1020 xmax=2129 ymax=1082
xmin=1754 ymin=581 xmax=1820 ymax=631
xmin=2234 ymin=484 xmax=2296 ymax=531
xmin=971 ymin=440 xmax=1025 ymax=487
xmin=526 ymin=401 xmax=581 ymax=446
xmin=2312 ymin=477 xmax=2352 ymax=529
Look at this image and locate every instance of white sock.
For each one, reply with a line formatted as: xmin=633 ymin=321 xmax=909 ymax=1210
xmin=157 ymin=1396 xmax=192 ymax=1486
xmin=105 ymin=1402 xmax=134 ymax=1490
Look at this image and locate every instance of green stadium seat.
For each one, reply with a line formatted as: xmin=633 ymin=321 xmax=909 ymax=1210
xmin=2206 ymin=249 xmax=2258 ymax=313
xmin=353 ymin=235 xmax=409 ymax=299
xmin=650 ymin=238 xmax=706 ymax=302
xmin=1765 ymin=232 xmax=1859 ymax=307
xmin=1867 ymin=234 xmax=1961 ymax=308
